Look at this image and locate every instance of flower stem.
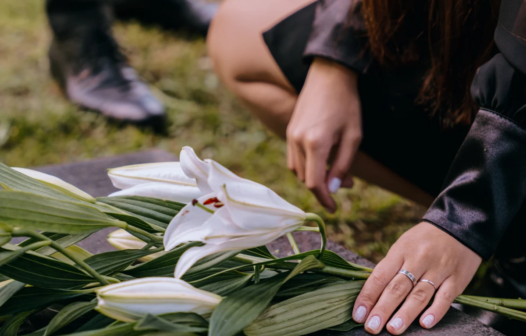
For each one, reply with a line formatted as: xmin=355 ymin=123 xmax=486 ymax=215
xmin=12 ymin=229 xmax=110 ymax=286
xmin=459 ymin=295 xmax=526 ymax=310
xmin=305 ymin=213 xmax=327 ymax=258
xmin=124 ymin=225 xmax=163 ymax=243
xmin=296 ymin=226 xmax=320 ymax=232
xmin=286 ymin=233 xmax=301 ymax=255
xmin=454 ymin=295 xmax=526 ymax=322
xmin=232 ymin=255 xmax=371 ymax=280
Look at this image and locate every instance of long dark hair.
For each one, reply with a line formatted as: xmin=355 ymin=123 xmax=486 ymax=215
xmin=359 ymin=0 xmax=500 ymax=127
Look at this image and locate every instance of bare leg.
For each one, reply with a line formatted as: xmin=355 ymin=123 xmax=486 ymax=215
xmin=207 ymin=0 xmax=434 ymax=206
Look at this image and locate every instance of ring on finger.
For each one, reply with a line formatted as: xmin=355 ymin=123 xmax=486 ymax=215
xmin=398 ymin=269 xmax=416 ymax=286
xmin=420 ymin=279 xmax=437 ymax=289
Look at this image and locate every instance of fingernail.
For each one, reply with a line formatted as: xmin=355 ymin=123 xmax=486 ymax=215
xmin=328 ymin=177 xmax=341 ymax=193
xmin=389 ymin=317 xmax=403 ymax=330
xmin=367 ymin=316 xmax=381 ymax=331
xmin=354 ymin=306 xmax=367 ymax=322
xmin=423 ymin=315 xmax=435 ymax=328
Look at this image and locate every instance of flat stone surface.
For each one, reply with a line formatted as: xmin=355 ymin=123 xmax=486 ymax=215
xmin=31 ymin=149 xmax=501 ymax=336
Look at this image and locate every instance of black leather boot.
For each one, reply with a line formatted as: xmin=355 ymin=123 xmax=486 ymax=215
xmin=46 ymin=0 xmax=165 ymax=126
xmin=112 ymin=0 xmax=218 ymax=36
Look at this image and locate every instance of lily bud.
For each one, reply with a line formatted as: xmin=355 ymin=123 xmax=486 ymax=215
xmin=107 ymin=162 xmax=204 ymax=203
xmin=95 ymin=277 xmax=222 ymax=322
xmin=12 ymin=168 xmax=95 ymax=203
xmin=165 ymin=148 xmax=306 ymax=278
xmin=107 ymin=229 xmax=164 ymax=261
xmin=245 ymin=281 xmax=365 ymax=336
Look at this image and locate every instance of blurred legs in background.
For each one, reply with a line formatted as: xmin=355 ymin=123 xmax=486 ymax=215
xmin=46 ymin=0 xmax=217 ymax=127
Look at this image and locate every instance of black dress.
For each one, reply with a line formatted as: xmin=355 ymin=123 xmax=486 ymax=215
xmin=263 ymin=0 xmax=526 ymax=262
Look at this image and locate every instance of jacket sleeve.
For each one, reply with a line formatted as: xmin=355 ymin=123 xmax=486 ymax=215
xmin=423 ymin=0 xmax=526 ymax=260
xmin=303 ymin=0 xmax=370 ymax=73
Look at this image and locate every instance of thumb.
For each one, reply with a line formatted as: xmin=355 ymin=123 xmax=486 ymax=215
xmin=327 ymin=131 xmax=361 ymax=193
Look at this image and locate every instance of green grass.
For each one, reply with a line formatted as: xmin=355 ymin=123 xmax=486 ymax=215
xmin=0 ymin=0 xmax=424 ymax=263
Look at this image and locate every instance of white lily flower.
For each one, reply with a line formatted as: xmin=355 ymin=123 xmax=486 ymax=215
xmin=95 ymin=277 xmax=222 ymax=322
xmin=165 ymin=150 xmax=310 ymax=279
xmin=107 ymin=229 xmax=165 ymax=261
xmin=107 ymin=162 xmax=204 ymax=203
xmin=13 ymin=168 xmax=95 ymax=203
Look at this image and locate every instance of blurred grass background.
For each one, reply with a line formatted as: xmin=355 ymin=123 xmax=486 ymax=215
xmin=0 ymin=0 xmax=425 ymax=263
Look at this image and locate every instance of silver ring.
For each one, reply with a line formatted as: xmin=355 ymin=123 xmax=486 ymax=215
xmin=398 ymin=269 xmax=416 ymax=286
xmin=420 ymin=279 xmax=437 ymax=289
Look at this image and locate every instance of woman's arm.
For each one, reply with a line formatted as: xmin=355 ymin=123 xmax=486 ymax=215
xmin=287 ymin=57 xmax=362 ymax=213
xmin=352 ymin=1 xmax=526 ymax=334
xmin=287 ymin=0 xmax=370 ymax=212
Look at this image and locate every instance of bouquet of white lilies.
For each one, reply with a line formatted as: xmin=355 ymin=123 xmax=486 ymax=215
xmin=0 ymin=147 xmax=524 ymax=336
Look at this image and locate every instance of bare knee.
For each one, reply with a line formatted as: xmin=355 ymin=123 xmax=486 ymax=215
xmin=207 ymin=0 xmax=313 ymax=91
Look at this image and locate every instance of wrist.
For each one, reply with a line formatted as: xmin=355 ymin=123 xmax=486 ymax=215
xmin=309 ymin=57 xmax=358 ymax=89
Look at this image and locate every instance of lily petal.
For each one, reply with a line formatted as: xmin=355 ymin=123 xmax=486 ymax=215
xmin=207 ymin=161 xmax=305 ymax=230
xmin=174 ymin=229 xmax=288 ymax=279
xmin=163 ymin=194 xmax=217 ymax=251
xmin=109 ymin=182 xmax=203 ymax=204
xmin=108 ymin=162 xmax=197 ymax=189
xmin=180 ymin=147 xmax=213 ymax=193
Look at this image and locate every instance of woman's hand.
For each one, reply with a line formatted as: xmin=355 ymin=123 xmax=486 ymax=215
xmin=286 ymin=57 xmax=362 ymax=213
xmin=352 ymin=222 xmax=482 ymax=334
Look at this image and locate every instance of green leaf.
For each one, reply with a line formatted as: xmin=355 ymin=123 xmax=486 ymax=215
xmin=85 ymin=249 xmax=162 ymax=275
xmin=74 ymin=314 xmax=114 ymax=333
xmin=159 ymin=313 xmax=209 ymax=327
xmin=0 ymin=280 xmax=25 ymax=306
xmin=243 ymin=246 xmax=276 ymax=259
xmin=244 ymin=249 xmax=372 ymax=272
xmin=209 ymin=256 xmax=324 ymax=336
xmin=0 ymin=246 xmax=95 ymax=289
xmin=97 ymin=196 xmax=184 ymax=229
xmin=62 ymin=322 xmax=140 ymax=336
xmin=123 ymin=242 xmax=202 ymax=278
xmin=0 ymin=287 xmax=93 ymax=316
xmin=0 ymin=191 xmax=126 ymax=234
xmin=45 ymin=301 xmax=97 ymax=336
xmin=0 ymin=162 xmax=78 ymax=202
xmin=107 ymin=212 xmax=165 ymax=233
xmin=23 ymin=327 xmax=47 ymax=336
xmin=244 ymin=280 xmax=364 ymax=336
xmin=0 ymin=241 xmax=51 ymax=268
xmin=184 ymin=250 xmax=240 ymax=276
xmin=328 ymin=319 xmax=363 ymax=332
xmin=276 ymin=274 xmax=344 ymax=298
xmin=134 ymin=314 xmax=208 ymax=333
xmin=0 ymin=309 xmax=35 ymax=336
xmin=197 ymin=273 xmax=253 ymax=296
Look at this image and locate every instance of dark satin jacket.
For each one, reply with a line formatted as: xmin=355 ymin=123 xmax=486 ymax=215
xmin=306 ymin=0 xmax=526 ymax=260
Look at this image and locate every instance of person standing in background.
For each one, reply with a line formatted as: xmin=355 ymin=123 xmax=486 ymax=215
xmin=46 ymin=0 xmax=217 ymax=127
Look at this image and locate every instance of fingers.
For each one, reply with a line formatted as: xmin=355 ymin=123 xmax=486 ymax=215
xmin=292 ymin=143 xmax=306 ymax=182
xmin=304 ymin=136 xmax=335 ymax=212
xmin=363 ymin=262 xmax=427 ymax=334
xmin=353 ymin=255 xmax=404 ymax=325
xmin=386 ymin=272 xmax=444 ymax=334
xmin=286 ymin=141 xmax=295 ymax=174
xmin=420 ymin=277 xmax=459 ymax=329
xmin=327 ymin=129 xmax=361 ymax=193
